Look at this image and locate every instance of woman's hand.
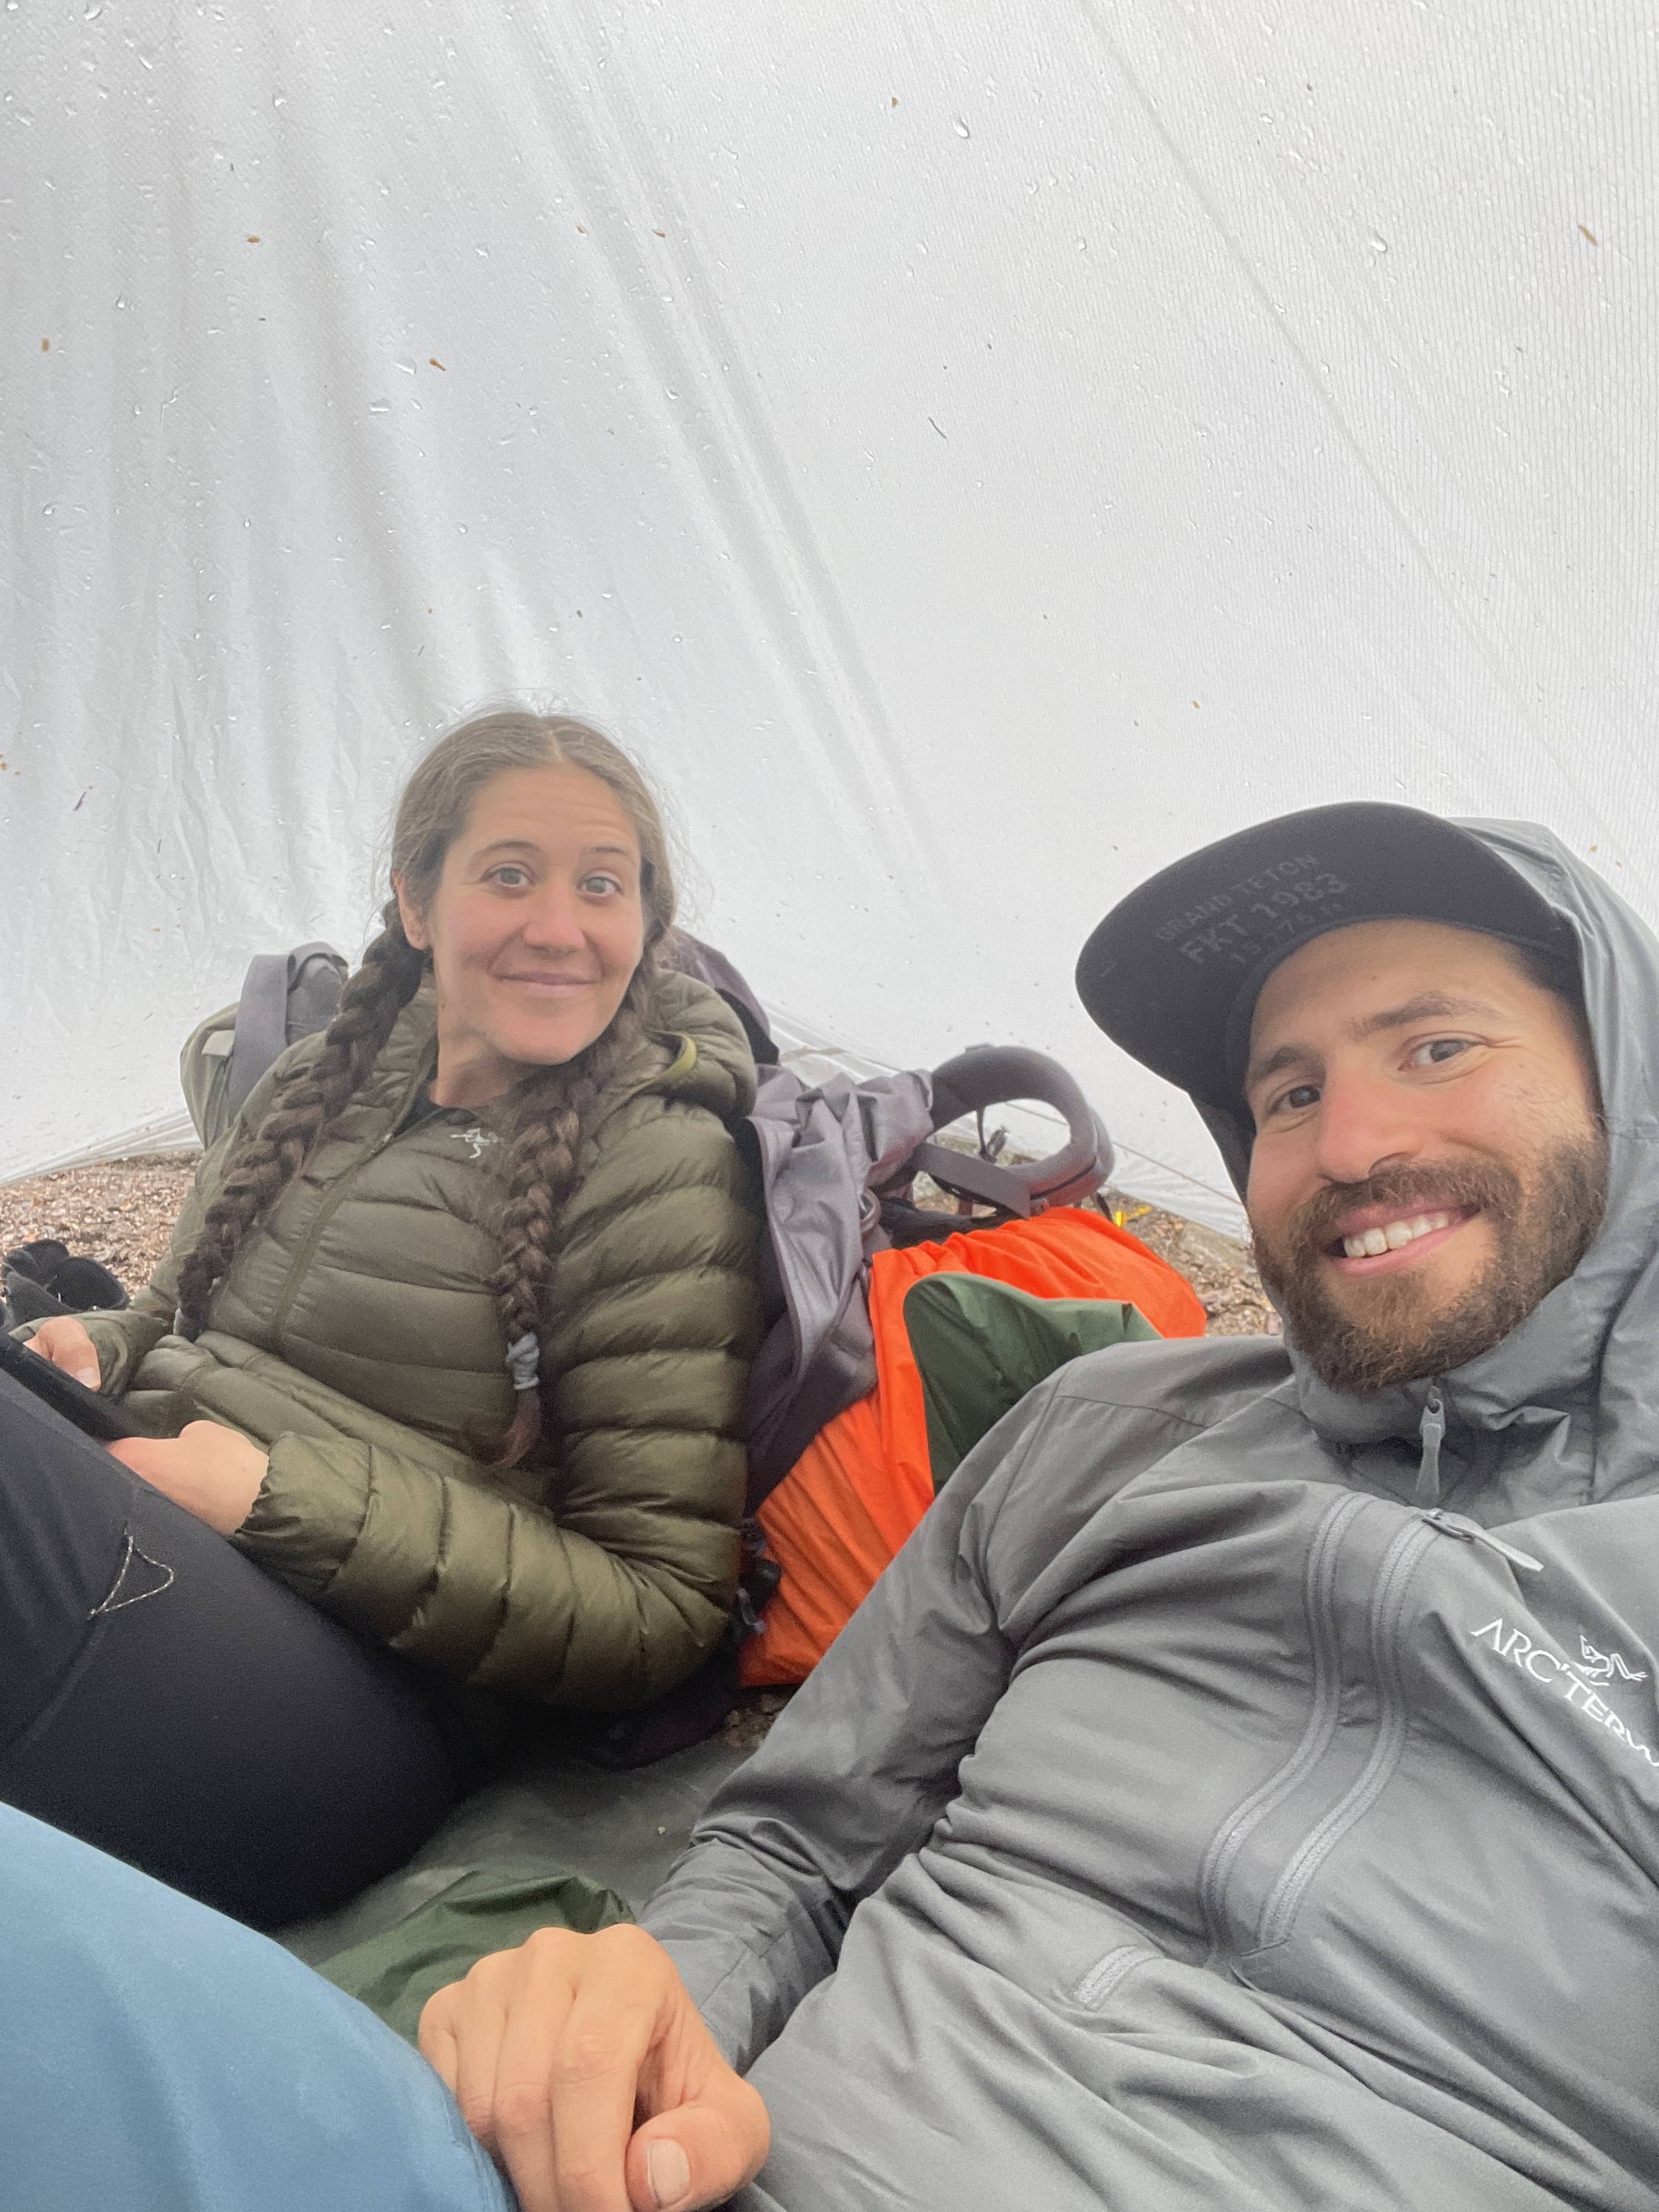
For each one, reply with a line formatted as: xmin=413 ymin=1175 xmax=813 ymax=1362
xmin=419 ymin=1923 xmax=770 ymax=2212
xmin=27 ymin=1316 xmax=102 ymax=1388
xmin=108 ymin=1421 xmax=269 ymax=1536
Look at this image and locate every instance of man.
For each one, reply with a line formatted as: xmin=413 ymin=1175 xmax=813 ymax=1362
xmin=4 ymin=801 xmax=1656 ymax=2212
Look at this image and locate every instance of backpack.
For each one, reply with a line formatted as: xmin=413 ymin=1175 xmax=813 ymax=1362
xmin=179 ymin=943 xmax=348 ymax=1149
xmin=740 ymin=1208 xmax=1209 ymax=1685
xmin=735 ymin=1043 xmax=1117 ymax=1506
xmin=661 ymin=930 xmax=1117 ymax=1504
xmin=580 ymin=933 xmax=1127 ymax=1764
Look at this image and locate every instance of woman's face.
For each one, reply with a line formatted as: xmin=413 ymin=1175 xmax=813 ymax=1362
xmin=397 ymin=763 xmax=647 ymax=1107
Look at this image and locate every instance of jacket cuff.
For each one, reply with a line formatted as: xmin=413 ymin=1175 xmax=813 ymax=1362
xmin=234 ymin=1431 xmax=378 ymax=1605
xmin=9 ymin=1307 xmax=165 ymax=1397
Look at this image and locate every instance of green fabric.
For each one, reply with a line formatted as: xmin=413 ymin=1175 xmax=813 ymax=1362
xmin=177 ymin=999 xmax=241 ymax=1151
xmin=35 ymin=972 xmax=765 ymax=1712
xmin=319 ymin=1869 xmax=633 ymax=2046
xmin=902 ymin=1276 xmax=1161 ymax=1490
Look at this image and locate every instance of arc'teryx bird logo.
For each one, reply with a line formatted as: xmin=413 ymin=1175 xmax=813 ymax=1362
xmin=1471 ymin=1618 xmax=1658 ymax=1771
xmin=452 ymin=1126 xmax=498 ymax=1160
xmin=1573 ymin=1634 xmax=1647 ymax=1686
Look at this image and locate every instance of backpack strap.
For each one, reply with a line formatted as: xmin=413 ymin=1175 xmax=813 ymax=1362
xmin=904 ymin=1137 xmax=1034 ymax=1217
xmin=225 ymin=953 xmax=293 ymax=1121
xmin=916 ymin=1046 xmax=1114 ymax=1216
xmin=223 ymin=942 xmax=344 ymax=1122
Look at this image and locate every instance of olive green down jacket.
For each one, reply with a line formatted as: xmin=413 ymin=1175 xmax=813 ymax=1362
xmin=67 ymin=972 xmax=764 ymax=1711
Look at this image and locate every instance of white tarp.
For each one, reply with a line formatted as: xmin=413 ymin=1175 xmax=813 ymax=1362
xmin=5 ymin=3 xmax=1656 ymax=1234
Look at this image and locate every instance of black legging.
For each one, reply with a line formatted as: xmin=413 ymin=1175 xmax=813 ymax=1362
xmin=0 ymin=1366 xmax=459 ymax=1928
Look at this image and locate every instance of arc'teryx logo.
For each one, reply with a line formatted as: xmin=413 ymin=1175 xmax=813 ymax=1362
xmin=1574 ymin=1635 xmax=1647 ymax=1686
xmin=452 ymin=1127 xmax=497 ymax=1160
xmin=1471 ymin=1618 xmax=1658 ymax=1770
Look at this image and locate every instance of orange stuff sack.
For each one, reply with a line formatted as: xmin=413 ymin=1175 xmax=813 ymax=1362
xmin=742 ymin=1207 xmax=1207 ymax=1686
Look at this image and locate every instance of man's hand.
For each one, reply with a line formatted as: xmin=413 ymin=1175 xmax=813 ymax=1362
xmin=27 ymin=1316 xmax=102 ymax=1388
xmin=107 ymin=1421 xmax=269 ymax=1535
xmin=419 ymin=1923 xmax=770 ymax=2212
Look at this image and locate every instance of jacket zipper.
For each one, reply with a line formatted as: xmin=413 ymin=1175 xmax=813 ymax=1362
xmin=263 ymin=1029 xmax=687 ymax=1355
xmin=1198 ymin=1489 xmax=1373 ymax=1955
xmin=268 ymin=1054 xmax=434 ymax=1352
xmin=1255 ymin=1515 xmax=1435 ymax=1947
xmin=1418 ymin=1507 xmax=1543 ymax=1573
xmin=1208 ymin=1470 xmax=1546 ymax=1959
xmin=1248 ymin=1503 xmax=1540 ymax=1948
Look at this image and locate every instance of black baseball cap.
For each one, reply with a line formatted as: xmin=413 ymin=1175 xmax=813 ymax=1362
xmin=1075 ymin=802 xmax=1572 ymax=1114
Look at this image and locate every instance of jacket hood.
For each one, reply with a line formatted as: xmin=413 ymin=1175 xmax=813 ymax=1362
xmin=1197 ymin=821 xmax=1659 ymax=1512
xmin=638 ymin=967 xmax=759 ymax=1121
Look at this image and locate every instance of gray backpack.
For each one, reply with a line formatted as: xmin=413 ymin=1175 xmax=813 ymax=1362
xmin=180 ymin=943 xmax=348 ymax=1149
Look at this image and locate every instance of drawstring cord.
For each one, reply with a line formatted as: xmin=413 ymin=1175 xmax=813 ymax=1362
xmin=1413 ymin=1388 xmax=1446 ymax=1505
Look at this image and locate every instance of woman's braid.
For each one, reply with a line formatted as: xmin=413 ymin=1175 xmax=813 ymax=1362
xmin=487 ymin=964 xmax=658 ymax=1466
xmin=173 ymin=905 xmax=426 ymax=1339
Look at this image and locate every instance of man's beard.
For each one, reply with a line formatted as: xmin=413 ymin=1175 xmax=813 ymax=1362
xmin=1251 ymin=1132 xmax=1609 ymax=1396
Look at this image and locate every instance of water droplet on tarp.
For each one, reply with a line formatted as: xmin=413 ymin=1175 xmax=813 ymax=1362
xmin=395 ymin=357 xmax=415 ymax=374
xmin=1368 ymin=230 xmax=1388 ymax=253
xmin=83 ymin=0 xmax=103 ymax=15
xmin=952 ymin=116 xmax=970 ymax=137
xmin=367 ymin=397 xmax=389 ymax=414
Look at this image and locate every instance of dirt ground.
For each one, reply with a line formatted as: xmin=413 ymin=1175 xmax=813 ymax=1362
xmin=0 ymin=1152 xmax=1274 ymax=1747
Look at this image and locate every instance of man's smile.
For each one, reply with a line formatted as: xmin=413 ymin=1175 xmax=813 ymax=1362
xmin=1326 ymin=1204 xmax=1478 ymax=1276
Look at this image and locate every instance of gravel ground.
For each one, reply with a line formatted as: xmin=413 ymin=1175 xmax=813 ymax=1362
xmin=0 ymin=1152 xmax=203 ymax=1293
xmin=0 ymin=1153 xmax=1273 ymax=1744
xmin=1096 ymin=1186 xmax=1278 ymax=1336
xmin=720 ymin=1691 xmax=793 ymax=1755
xmin=0 ymin=1156 xmax=1276 ymax=1338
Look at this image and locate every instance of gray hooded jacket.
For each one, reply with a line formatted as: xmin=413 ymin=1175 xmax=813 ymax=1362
xmin=643 ymin=824 xmax=1659 ymax=2211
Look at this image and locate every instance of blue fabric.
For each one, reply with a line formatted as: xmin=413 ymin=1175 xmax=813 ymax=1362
xmin=0 ymin=1801 xmax=514 ymax=2212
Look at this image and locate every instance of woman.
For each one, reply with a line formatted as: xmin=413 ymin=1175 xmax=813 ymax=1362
xmin=13 ymin=709 xmax=762 ymax=1924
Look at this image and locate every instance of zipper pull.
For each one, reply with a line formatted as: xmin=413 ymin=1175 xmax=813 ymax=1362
xmin=1420 ymin=1507 xmax=1543 ymax=1573
xmin=1412 ymin=1389 xmax=1447 ymax=1505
